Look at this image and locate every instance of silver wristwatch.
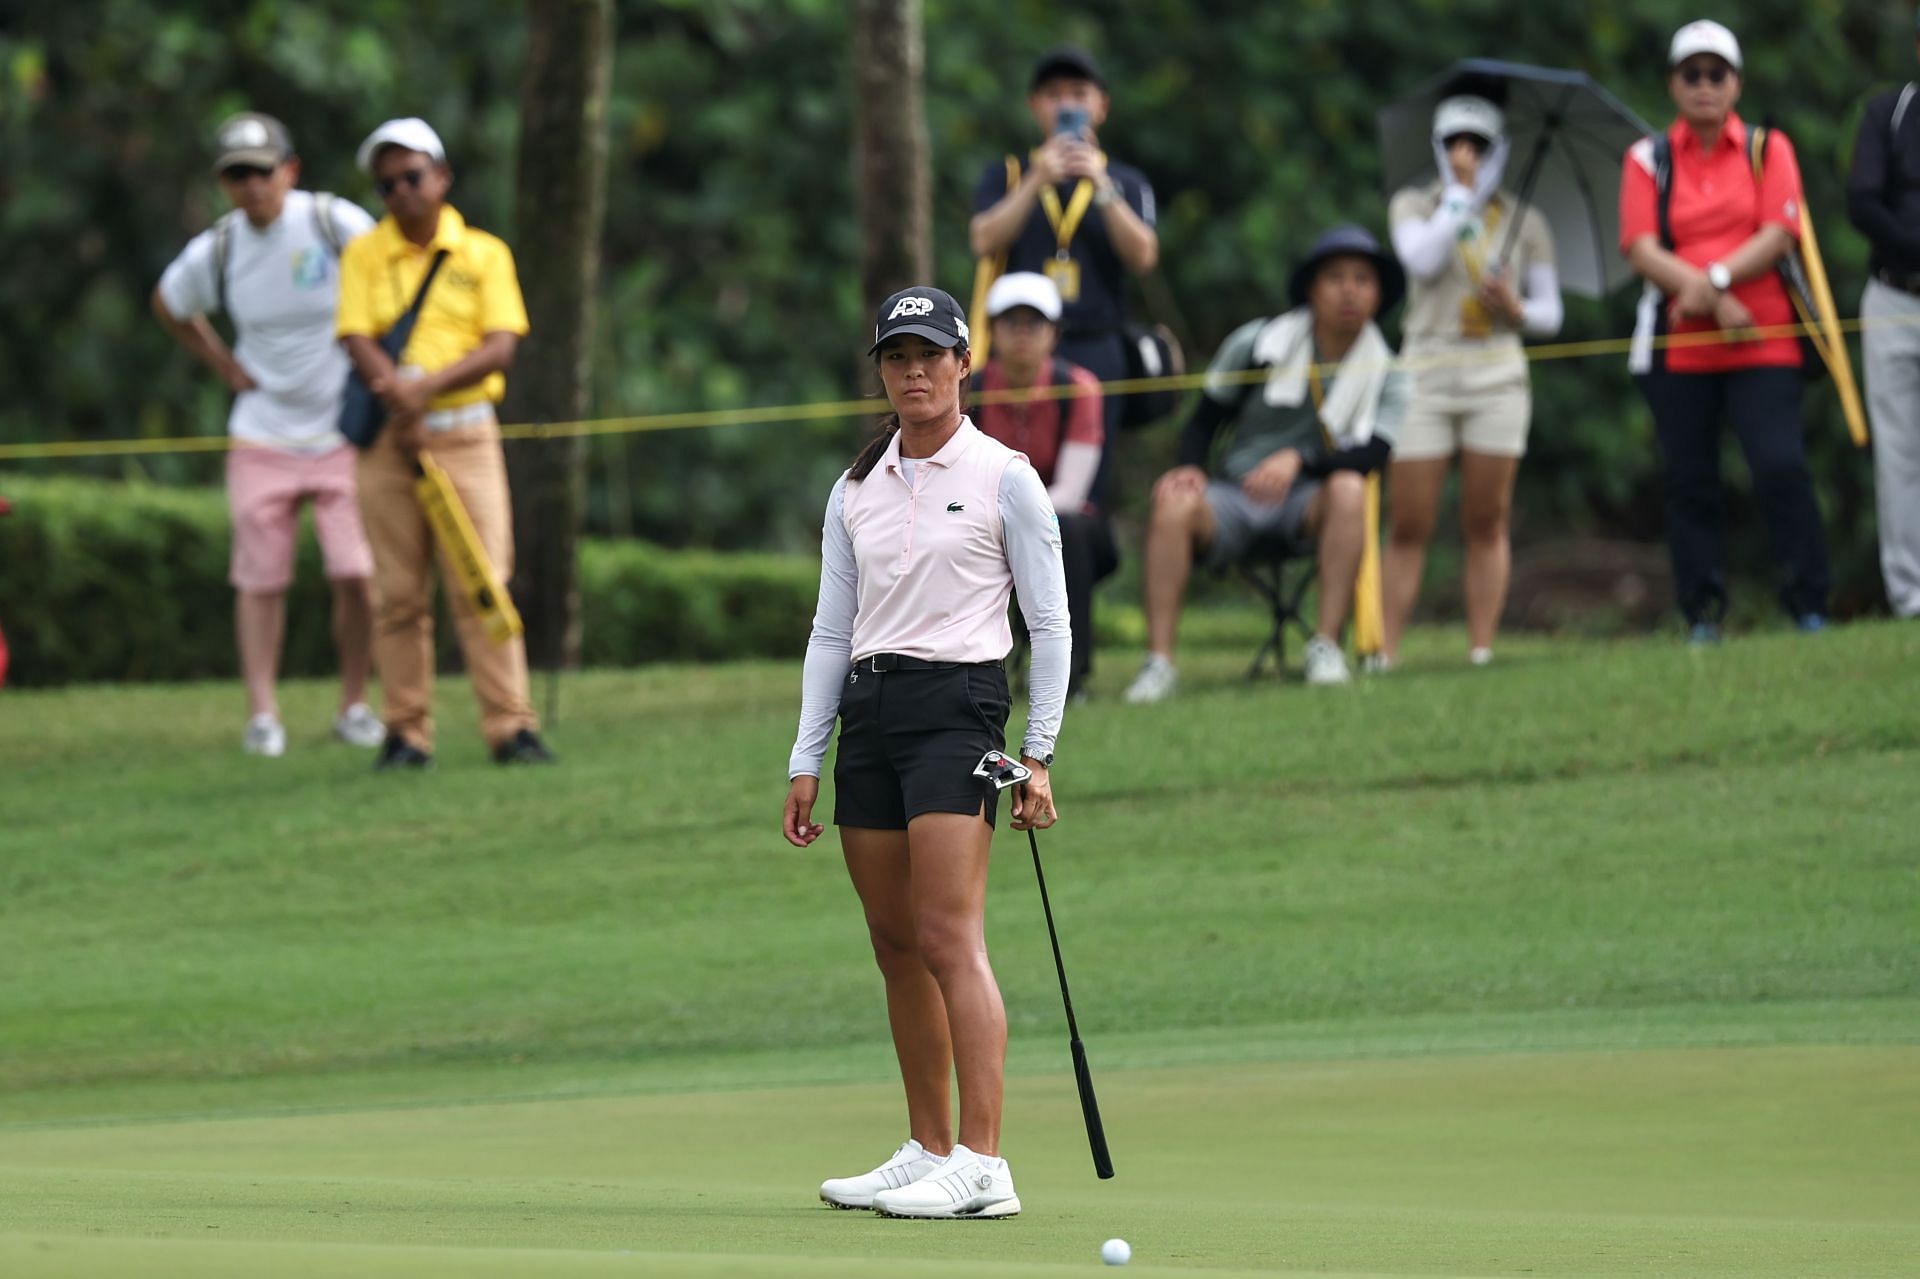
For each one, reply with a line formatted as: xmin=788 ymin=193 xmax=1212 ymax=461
xmin=1706 ymin=261 xmax=1732 ymax=291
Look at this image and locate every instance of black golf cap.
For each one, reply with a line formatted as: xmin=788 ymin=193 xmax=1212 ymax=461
xmin=1288 ymin=224 xmax=1406 ymax=315
xmin=1030 ymin=45 xmax=1104 ymax=91
xmin=869 ymin=286 xmax=971 ymax=355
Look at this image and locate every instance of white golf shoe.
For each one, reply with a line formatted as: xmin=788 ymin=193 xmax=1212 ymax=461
xmin=333 ymin=701 xmax=386 ymax=748
xmin=243 ymin=713 xmax=286 ymax=758
xmin=1302 ymin=635 xmax=1351 ymax=686
xmin=819 ymin=1139 xmax=945 ymax=1210
xmin=871 ymin=1143 xmax=1020 ymax=1219
xmin=1123 ymin=654 xmax=1177 ymax=704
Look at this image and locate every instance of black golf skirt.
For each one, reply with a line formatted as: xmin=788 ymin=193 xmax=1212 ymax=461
xmin=833 ymin=657 xmax=1012 ymax=831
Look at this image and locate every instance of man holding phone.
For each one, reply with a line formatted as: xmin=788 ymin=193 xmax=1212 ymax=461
xmin=970 ymin=46 xmax=1159 ymax=502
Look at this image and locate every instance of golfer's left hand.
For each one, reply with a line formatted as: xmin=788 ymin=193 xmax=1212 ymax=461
xmin=1012 ymin=760 xmax=1057 ymax=831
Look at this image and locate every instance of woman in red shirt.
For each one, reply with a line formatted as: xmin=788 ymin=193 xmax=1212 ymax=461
xmin=972 ymin=272 xmax=1114 ymax=696
xmin=1620 ymin=19 xmax=1830 ymax=642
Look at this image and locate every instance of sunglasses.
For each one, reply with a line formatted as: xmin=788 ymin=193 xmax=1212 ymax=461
xmin=1678 ymin=64 xmax=1732 ymax=86
xmin=375 ymin=168 xmax=430 ymax=197
xmin=219 ymin=164 xmax=274 ymax=182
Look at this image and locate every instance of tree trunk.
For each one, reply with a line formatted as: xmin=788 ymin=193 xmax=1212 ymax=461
xmin=852 ymin=0 xmax=931 ymax=308
xmin=503 ymin=0 xmax=613 ymax=675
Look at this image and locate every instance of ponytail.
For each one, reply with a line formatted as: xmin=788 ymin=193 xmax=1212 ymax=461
xmin=849 ymin=413 xmax=900 ymax=481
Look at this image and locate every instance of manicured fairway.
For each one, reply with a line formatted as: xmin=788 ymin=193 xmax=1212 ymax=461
xmin=2 ymin=622 xmax=1916 ymax=1274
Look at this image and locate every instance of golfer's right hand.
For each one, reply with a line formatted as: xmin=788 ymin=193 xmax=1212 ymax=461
xmin=783 ymin=776 xmax=825 ymax=847
xmin=224 ymin=361 xmax=259 ymax=394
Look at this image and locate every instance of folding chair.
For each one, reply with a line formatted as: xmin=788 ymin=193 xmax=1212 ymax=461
xmin=1236 ymin=554 xmax=1317 ymax=679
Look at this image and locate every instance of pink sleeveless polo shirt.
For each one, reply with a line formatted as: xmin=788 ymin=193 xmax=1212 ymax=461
xmin=841 ymin=418 xmax=1026 ymax=664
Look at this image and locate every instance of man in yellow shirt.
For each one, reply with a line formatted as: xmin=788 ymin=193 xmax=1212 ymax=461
xmin=337 ymin=117 xmax=551 ymax=769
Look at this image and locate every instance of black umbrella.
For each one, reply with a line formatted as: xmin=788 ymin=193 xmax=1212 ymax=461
xmin=1377 ymin=58 xmax=1656 ymax=297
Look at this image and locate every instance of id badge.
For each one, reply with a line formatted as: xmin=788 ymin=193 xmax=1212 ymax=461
xmin=1459 ymin=295 xmax=1492 ymax=340
xmin=1043 ymin=254 xmax=1081 ymax=303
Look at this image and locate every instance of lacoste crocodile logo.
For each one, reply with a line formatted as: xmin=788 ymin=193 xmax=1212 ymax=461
xmin=946 ymin=502 xmax=965 ymax=512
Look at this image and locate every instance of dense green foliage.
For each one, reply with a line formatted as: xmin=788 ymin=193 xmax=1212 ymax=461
xmin=0 ymin=1 xmax=1905 ymax=604
xmin=0 ymin=476 xmax=817 ymax=684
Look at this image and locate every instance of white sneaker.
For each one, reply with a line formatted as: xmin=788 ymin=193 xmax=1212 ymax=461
xmin=872 ymin=1143 xmax=1020 ymax=1219
xmin=334 ymin=702 xmax=385 ymax=748
xmin=1302 ymin=636 xmax=1351 ymax=686
xmin=1123 ymin=654 xmax=1177 ymax=704
xmin=243 ymin=713 xmax=286 ymax=758
xmin=820 ymin=1139 xmax=945 ymax=1211
xmin=1468 ymin=647 xmax=1494 ymax=667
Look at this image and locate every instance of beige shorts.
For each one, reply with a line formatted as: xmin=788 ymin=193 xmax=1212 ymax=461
xmin=1395 ymin=346 xmax=1533 ymax=461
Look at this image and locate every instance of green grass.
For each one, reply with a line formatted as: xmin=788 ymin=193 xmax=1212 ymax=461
xmin=2 ymin=621 xmax=1917 ymax=1275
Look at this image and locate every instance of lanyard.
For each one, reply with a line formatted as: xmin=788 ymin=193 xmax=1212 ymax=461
xmin=1309 ymin=357 xmax=1333 ymax=449
xmin=1036 ymin=174 xmax=1098 ymax=257
xmin=1457 ymin=197 xmax=1505 ymax=283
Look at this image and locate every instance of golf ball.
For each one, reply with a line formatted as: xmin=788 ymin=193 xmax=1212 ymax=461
xmin=1101 ymin=1237 xmax=1131 ymax=1266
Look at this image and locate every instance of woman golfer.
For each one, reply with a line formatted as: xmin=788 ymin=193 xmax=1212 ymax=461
xmin=783 ymin=285 xmax=1070 ymax=1220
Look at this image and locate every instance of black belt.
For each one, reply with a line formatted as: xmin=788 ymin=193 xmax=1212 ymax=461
xmin=857 ymin=653 xmax=998 ymax=673
xmin=1876 ymin=268 xmax=1920 ymax=296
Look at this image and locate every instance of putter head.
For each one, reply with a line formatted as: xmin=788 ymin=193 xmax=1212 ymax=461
xmin=973 ymin=750 xmax=1032 ymax=792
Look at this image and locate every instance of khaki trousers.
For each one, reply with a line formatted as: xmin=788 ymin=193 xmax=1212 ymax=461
xmin=356 ymin=414 xmax=536 ymax=751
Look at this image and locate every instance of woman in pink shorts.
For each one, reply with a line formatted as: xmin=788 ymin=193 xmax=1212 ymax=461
xmin=154 ymin=112 xmax=384 ymax=756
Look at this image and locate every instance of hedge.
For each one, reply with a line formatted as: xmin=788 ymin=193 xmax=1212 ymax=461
xmin=0 ymin=477 xmax=819 ymax=687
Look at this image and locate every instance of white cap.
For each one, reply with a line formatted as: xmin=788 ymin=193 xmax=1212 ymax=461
xmin=356 ymin=118 xmax=447 ymax=173
xmin=985 ymin=271 xmax=1062 ymax=322
xmin=1432 ymin=95 xmax=1505 ymax=144
xmin=1669 ymin=20 xmax=1742 ymax=71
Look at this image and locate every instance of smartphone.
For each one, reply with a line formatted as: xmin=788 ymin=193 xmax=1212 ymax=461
xmin=1054 ymin=105 xmax=1090 ymax=139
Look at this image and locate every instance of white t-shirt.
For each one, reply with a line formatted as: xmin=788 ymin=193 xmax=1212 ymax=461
xmin=157 ymin=190 xmax=376 ymax=453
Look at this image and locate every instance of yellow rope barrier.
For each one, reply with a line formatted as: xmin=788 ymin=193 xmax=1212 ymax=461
xmin=1 ymin=312 xmax=1904 ymax=463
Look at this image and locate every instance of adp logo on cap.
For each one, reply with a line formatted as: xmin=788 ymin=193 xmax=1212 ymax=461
xmin=869 ymin=285 xmax=969 ymax=354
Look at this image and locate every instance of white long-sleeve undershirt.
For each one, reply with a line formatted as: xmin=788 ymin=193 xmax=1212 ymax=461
xmin=1392 ymin=191 xmax=1564 ymax=338
xmin=1046 ymin=440 xmax=1101 ymax=514
xmin=787 ymin=463 xmax=1070 ymax=780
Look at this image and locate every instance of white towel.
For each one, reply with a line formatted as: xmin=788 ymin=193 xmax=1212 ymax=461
xmin=1248 ymin=308 xmax=1395 ymax=449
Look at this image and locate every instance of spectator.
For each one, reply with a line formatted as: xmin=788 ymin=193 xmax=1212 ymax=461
xmin=336 ymin=117 xmax=553 ymax=768
xmin=152 ymin=112 xmax=382 ymax=758
xmin=1386 ymin=94 xmax=1563 ymax=668
xmin=1621 ymin=21 xmax=1830 ymax=643
xmin=973 ymin=272 xmax=1115 ymax=697
xmin=1124 ymin=226 xmax=1407 ymax=701
xmin=970 ymin=45 xmax=1157 ymax=502
xmin=1847 ymin=17 xmax=1920 ymax=619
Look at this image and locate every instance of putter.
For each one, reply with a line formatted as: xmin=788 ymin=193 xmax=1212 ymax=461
xmin=974 ymin=751 xmax=1115 ymax=1180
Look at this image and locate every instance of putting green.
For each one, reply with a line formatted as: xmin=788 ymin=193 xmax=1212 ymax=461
xmin=5 ymin=1044 xmax=1915 ymax=1276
